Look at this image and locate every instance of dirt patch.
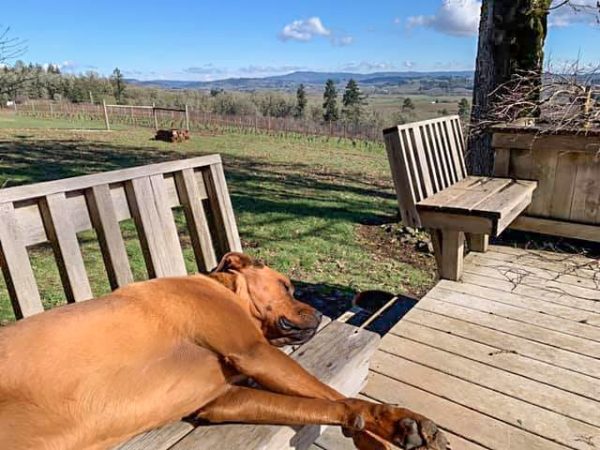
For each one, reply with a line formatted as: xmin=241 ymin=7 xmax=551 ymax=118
xmin=357 ymin=221 xmax=438 ymax=299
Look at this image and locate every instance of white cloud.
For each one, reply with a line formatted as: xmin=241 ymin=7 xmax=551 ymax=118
xmin=340 ymin=61 xmax=396 ymax=72
xmin=279 ymin=17 xmax=331 ymax=42
xmin=549 ymin=0 xmax=599 ymax=27
xmin=58 ymin=60 xmax=78 ymax=71
xmin=403 ymin=60 xmax=416 ymax=69
xmin=407 ymin=0 xmax=481 ymax=37
xmin=183 ymin=64 xmax=226 ymax=75
xmin=238 ymin=64 xmax=303 ymax=75
xmin=279 ymin=17 xmax=354 ymax=46
xmin=332 ymin=35 xmax=354 ymax=46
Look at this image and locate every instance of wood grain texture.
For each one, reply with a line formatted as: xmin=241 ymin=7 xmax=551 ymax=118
xmin=125 ymin=176 xmax=186 ymax=278
xmin=370 ymin=246 xmax=600 ymax=449
xmin=12 ymin=173 xmax=206 ymax=248
xmin=492 ymin=131 xmax=600 ymax=241
xmin=392 ymin=319 xmax=599 ymax=401
xmin=0 ymin=202 xmax=43 ymax=318
xmin=371 ymin=351 xmax=598 ymax=450
xmin=364 ymin=372 xmax=566 ymax=450
xmin=1 ymin=156 xmax=240 ymax=319
xmin=510 ymin=216 xmax=600 ymax=242
xmin=0 ymin=155 xmax=221 ymax=204
xmin=39 ymin=193 xmax=93 ymax=302
xmin=86 ymin=184 xmax=134 ymax=289
xmin=201 ymin=163 xmax=242 ymax=257
xmin=174 ymin=169 xmax=217 ymax=272
xmin=384 ymin=129 xmax=421 ymax=227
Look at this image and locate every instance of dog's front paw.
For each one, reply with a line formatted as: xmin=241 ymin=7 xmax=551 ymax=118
xmin=342 ymin=400 xmax=450 ymax=450
xmin=391 ymin=416 xmax=450 ymax=450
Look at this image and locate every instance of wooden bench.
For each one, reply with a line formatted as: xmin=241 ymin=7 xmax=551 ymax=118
xmin=0 ymin=155 xmax=379 ymax=449
xmin=383 ymin=116 xmax=537 ymax=281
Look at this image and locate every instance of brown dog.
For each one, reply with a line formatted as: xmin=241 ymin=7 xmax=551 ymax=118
xmin=0 ymin=252 xmax=449 ymax=450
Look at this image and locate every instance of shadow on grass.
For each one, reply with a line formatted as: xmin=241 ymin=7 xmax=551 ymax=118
xmin=0 ymin=135 xmax=417 ymax=330
xmin=0 ymin=135 xmax=395 ymax=233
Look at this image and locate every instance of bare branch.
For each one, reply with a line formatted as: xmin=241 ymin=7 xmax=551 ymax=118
xmin=0 ymin=25 xmax=27 ymax=64
xmin=470 ymin=59 xmax=600 ymax=135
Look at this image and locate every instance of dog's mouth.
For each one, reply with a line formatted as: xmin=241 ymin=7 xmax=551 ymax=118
xmin=268 ymin=317 xmax=319 ymax=347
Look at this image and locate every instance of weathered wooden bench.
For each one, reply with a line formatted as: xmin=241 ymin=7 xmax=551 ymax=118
xmin=0 ymin=155 xmax=379 ymax=449
xmin=383 ymin=116 xmax=537 ymax=281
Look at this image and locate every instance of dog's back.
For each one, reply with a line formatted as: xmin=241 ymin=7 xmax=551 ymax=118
xmin=0 ymin=274 xmax=248 ymax=450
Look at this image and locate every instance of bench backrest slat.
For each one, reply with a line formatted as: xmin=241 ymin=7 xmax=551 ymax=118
xmin=39 ymin=192 xmax=94 ymax=302
xmin=86 ymin=185 xmax=135 ymax=289
xmin=0 ymin=155 xmax=241 ymax=320
xmin=383 ymin=116 xmax=467 ymax=228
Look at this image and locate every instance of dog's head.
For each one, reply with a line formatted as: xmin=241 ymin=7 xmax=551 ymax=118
xmin=210 ymin=252 xmax=322 ymax=346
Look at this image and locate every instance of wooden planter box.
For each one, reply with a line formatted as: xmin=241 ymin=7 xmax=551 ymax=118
xmin=492 ymin=126 xmax=600 ymax=242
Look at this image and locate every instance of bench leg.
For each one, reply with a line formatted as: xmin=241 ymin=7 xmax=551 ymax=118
xmin=429 ymin=229 xmax=443 ymax=269
xmin=429 ymin=229 xmax=465 ymax=281
xmin=440 ymin=230 xmax=465 ymax=281
xmin=466 ymin=233 xmax=489 ymax=253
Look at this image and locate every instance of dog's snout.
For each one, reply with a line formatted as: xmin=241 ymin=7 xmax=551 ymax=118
xmin=313 ymin=310 xmax=323 ymax=324
xmin=278 ymin=317 xmax=300 ymax=331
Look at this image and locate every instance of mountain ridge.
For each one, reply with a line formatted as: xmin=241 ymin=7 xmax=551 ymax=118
xmin=126 ymin=70 xmax=474 ymax=90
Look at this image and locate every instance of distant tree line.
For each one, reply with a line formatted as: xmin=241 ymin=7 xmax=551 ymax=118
xmin=1 ymin=63 xmax=388 ymax=128
xmin=1 ymin=60 xmax=467 ymax=132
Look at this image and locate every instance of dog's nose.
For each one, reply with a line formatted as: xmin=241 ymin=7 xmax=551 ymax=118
xmin=313 ymin=310 xmax=323 ymax=322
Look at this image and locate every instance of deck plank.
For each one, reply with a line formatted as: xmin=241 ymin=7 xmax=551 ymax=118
xmin=362 ymin=245 xmax=600 ymax=450
xmin=463 ymin=263 xmax=600 ymax=301
xmin=479 ymin=250 xmax=599 ymax=282
xmin=371 ymin=351 xmax=599 ymax=449
xmin=427 ymin=286 xmax=600 ymax=341
xmin=468 ymin=252 xmax=600 ymax=291
xmin=416 ymin=297 xmax=600 ymax=358
xmin=460 ymin=271 xmax=600 ymax=315
xmin=392 ymin=320 xmax=599 ymax=400
xmin=399 ymin=308 xmax=600 ymax=379
xmin=379 ymin=333 xmax=600 ymax=426
xmin=438 ymin=278 xmax=600 ymax=326
xmin=363 ymin=372 xmax=566 ymax=450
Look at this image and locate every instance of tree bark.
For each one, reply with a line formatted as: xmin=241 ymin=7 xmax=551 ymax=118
xmin=468 ymin=0 xmax=552 ymax=176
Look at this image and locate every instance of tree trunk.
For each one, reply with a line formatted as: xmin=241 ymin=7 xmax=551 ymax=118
xmin=468 ymin=0 xmax=552 ymax=176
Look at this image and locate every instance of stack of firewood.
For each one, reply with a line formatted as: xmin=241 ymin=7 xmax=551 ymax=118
xmin=155 ymin=129 xmax=191 ymax=143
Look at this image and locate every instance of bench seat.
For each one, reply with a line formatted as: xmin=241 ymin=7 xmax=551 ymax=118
xmin=417 ymin=176 xmax=537 ymax=237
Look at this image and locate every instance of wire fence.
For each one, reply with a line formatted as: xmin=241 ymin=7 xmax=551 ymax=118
xmin=13 ymin=101 xmax=384 ymax=143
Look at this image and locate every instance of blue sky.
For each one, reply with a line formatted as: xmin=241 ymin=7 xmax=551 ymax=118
xmin=3 ymin=0 xmax=599 ymax=80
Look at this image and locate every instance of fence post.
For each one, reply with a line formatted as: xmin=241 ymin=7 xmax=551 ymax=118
xmin=185 ymin=104 xmax=190 ymax=130
xmin=102 ymin=99 xmax=110 ymax=131
xmin=152 ymin=103 xmax=158 ymax=130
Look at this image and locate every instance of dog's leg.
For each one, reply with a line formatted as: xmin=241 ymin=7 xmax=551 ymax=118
xmin=223 ymin=340 xmax=342 ymax=401
xmin=217 ymin=343 xmax=448 ymax=450
xmin=194 ymin=386 xmax=448 ymax=450
xmin=195 ymin=386 xmax=361 ymax=429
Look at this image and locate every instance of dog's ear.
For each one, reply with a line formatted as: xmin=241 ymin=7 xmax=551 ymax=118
xmin=213 ymin=252 xmax=263 ymax=273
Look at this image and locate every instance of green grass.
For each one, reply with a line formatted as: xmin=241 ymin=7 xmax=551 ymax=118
xmin=0 ymin=115 xmax=436 ymax=324
xmin=0 ymin=113 xmax=127 ymax=130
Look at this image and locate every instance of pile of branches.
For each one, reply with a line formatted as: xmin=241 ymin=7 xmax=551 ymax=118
xmin=476 ymin=64 xmax=600 ymax=134
xmin=154 ymin=129 xmax=190 ymax=143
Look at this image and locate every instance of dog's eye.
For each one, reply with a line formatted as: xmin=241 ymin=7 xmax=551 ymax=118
xmin=280 ymin=280 xmax=294 ymax=296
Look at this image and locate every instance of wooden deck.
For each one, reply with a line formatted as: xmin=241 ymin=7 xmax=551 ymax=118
xmin=314 ymin=245 xmax=600 ymax=450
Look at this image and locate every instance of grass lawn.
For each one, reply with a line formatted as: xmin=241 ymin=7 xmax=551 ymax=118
xmin=0 ymin=114 xmax=437 ymax=324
